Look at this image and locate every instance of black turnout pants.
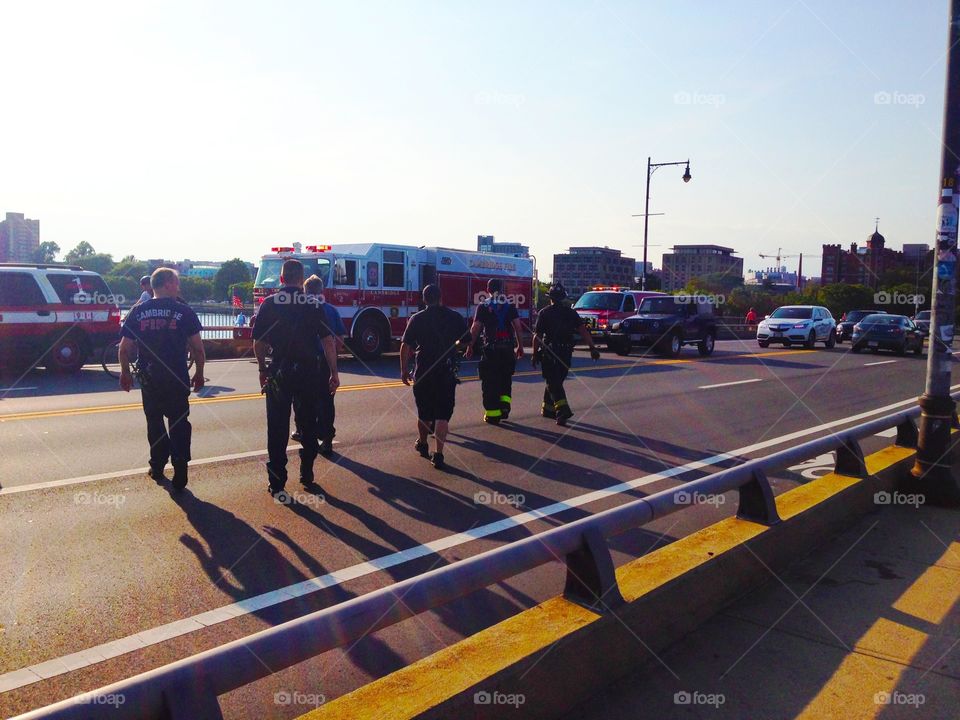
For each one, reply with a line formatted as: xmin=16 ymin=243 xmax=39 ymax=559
xmin=266 ymin=376 xmax=319 ymax=488
xmin=316 ymin=359 xmax=336 ymax=442
xmin=478 ymin=344 xmax=515 ymax=419
xmin=141 ymin=378 xmax=192 ymax=469
xmin=541 ymin=348 xmax=572 ymax=413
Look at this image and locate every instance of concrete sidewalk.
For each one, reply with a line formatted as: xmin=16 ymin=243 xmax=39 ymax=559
xmin=562 ymin=499 xmax=960 ymax=720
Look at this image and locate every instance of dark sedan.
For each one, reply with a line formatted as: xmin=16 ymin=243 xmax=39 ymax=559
xmin=851 ymin=314 xmax=923 ymax=355
xmin=913 ymin=310 xmax=931 ymax=335
xmin=836 ymin=309 xmax=885 ymax=343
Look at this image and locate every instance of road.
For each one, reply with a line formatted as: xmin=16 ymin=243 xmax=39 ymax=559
xmin=0 ymin=339 xmax=934 ymax=719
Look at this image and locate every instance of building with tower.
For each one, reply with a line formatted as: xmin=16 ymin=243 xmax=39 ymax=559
xmin=820 ymin=221 xmax=932 ymax=288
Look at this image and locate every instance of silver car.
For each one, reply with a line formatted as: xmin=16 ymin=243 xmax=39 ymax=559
xmin=757 ymin=305 xmax=837 ymax=349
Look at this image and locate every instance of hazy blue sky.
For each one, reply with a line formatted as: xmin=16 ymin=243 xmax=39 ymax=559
xmin=1 ymin=1 xmax=951 ymax=278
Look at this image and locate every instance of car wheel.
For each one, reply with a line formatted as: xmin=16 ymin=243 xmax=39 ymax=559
xmin=758 ymin=340 xmax=769 ymax=348
xmin=698 ymin=332 xmax=715 ymax=356
xmin=835 ymin=335 xmax=843 ymax=345
xmin=896 ymin=341 xmax=907 ymax=356
xmin=613 ymin=339 xmax=631 ymax=356
xmin=825 ymin=329 xmax=836 ymax=348
xmin=352 ymin=315 xmax=388 ymax=361
xmin=804 ymin=331 xmax=816 ymax=349
xmin=852 ymin=344 xmax=863 ymax=353
xmin=659 ymin=332 xmax=682 ymax=358
xmin=913 ymin=341 xmax=923 ymax=356
xmin=44 ymin=333 xmax=88 ymax=374
xmin=870 ymin=347 xmax=880 ymax=354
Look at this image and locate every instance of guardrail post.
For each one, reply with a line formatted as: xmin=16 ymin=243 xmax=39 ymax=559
xmin=834 ymin=439 xmax=867 ymax=478
xmin=162 ymin=679 xmax=224 ymax=720
xmin=563 ymin=527 xmax=624 ymax=613
xmin=896 ymin=417 xmax=920 ymax=448
xmin=736 ymin=468 xmax=781 ymax=525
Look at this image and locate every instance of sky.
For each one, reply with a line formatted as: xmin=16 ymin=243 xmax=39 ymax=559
xmin=0 ymin=0 xmax=952 ymax=279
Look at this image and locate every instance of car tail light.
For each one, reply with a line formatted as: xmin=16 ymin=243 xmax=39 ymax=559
xmin=891 ymin=327 xmax=903 ymax=335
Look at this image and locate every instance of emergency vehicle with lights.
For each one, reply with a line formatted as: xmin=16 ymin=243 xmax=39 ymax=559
xmin=571 ymin=287 xmax=666 ymax=348
xmin=254 ymin=244 xmax=534 ymax=359
xmin=0 ymin=263 xmax=122 ymax=373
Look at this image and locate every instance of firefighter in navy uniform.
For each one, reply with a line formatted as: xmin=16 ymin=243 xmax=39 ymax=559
xmin=253 ymin=259 xmax=340 ymax=496
xmin=531 ymin=282 xmax=600 ymax=426
xmin=465 ymin=279 xmax=524 ymax=424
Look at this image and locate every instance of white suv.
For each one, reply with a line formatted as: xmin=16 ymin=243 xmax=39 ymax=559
xmin=757 ymin=305 xmax=836 ymax=349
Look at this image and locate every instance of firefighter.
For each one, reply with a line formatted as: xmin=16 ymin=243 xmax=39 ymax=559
xmin=253 ymin=259 xmax=339 ymax=496
xmin=465 ymin=279 xmax=524 ymax=424
xmin=531 ymin=282 xmax=600 ymax=426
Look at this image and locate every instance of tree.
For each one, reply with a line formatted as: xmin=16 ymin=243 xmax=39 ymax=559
xmin=179 ymin=276 xmax=214 ymax=302
xmin=213 ymin=259 xmax=251 ymax=300
xmin=230 ymin=282 xmax=254 ymax=303
xmin=32 ymin=241 xmax=60 ymax=263
xmin=817 ymin=283 xmax=875 ymax=318
xmin=111 ymin=256 xmax=149 ymax=280
xmin=79 ymin=253 xmax=115 ymax=275
xmin=64 ymin=241 xmax=96 ymax=265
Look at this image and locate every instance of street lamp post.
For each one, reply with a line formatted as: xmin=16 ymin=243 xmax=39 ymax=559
xmin=641 ymin=156 xmax=692 ymax=290
xmin=912 ymin=0 xmax=960 ymax=502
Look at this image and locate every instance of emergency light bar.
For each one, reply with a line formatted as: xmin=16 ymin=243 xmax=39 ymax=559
xmin=305 ymin=245 xmax=332 ymax=253
xmin=271 ymin=247 xmax=295 ymax=253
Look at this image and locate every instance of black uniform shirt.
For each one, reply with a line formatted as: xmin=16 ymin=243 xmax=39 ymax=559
xmin=252 ymin=286 xmax=331 ymax=372
xmin=402 ymin=306 xmax=468 ymax=381
xmin=473 ymin=301 xmax=519 ymax=345
xmin=121 ymin=297 xmax=202 ymax=386
xmin=534 ymin=303 xmax=583 ymax=346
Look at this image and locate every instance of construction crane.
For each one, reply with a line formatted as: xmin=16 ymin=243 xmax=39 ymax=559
xmin=758 ymin=248 xmax=801 ymax=268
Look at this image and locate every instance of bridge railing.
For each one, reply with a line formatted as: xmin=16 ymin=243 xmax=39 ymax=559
xmin=14 ymin=401 xmax=942 ymax=720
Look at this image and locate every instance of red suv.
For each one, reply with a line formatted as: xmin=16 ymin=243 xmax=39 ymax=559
xmin=0 ymin=263 xmax=121 ymax=373
xmin=572 ymin=288 xmax=667 ymax=348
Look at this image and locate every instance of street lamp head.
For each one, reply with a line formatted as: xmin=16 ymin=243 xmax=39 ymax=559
xmin=682 ymin=163 xmax=692 ymax=183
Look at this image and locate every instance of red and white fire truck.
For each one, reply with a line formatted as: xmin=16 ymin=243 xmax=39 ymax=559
xmin=254 ymin=243 xmax=534 ymax=359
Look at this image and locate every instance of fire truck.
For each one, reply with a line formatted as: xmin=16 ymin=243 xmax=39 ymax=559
xmin=254 ymin=243 xmax=534 ymax=359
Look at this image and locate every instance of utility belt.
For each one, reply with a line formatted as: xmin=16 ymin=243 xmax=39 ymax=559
xmin=135 ymin=361 xmax=189 ymax=393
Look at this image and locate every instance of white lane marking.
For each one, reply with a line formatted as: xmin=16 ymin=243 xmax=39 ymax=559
xmin=0 ymin=389 xmax=950 ymax=693
xmin=0 ymin=444 xmax=334 ymax=496
xmin=698 ymin=378 xmax=762 ymax=390
xmin=0 ymin=386 xmax=39 ymax=392
xmin=864 ymin=360 xmax=898 ymax=367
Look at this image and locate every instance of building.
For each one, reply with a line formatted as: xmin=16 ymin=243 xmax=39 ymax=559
xmin=660 ymin=244 xmax=743 ymax=292
xmin=820 ymin=225 xmax=931 ymax=288
xmin=0 ymin=212 xmax=40 ymax=263
xmin=477 ymin=235 xmax=529 ymax=258
xmin=552 ymin=246 xmax=635 ymax=297
xmin=746 ymin=266 xmax=799 ymax=287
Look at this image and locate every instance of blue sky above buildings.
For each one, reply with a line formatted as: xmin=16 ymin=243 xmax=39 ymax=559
xmin=0 ymin=0 xmax=950 ymax=277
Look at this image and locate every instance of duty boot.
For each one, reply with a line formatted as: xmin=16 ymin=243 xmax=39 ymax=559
xmin=415 ymin=439 xmax=430 ymax=458
xmin=555 ymin=405 xmax=574 ymax=427
xmin=319 ymin=437 xmax=334 ymax=457
xmin=148 ymin=464 xmax=166 ymax=483
xmin=171 ymin=461 xmax=188 ymax=490
xmin=540 ymin=404 xmax=556 ymax=419
xmin=431 ymin=452 xmax=445 ymax=470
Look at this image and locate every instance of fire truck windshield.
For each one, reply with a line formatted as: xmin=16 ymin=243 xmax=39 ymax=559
xmin=573 ymin=292 xmax=622 ymax=311
xmin=255 ymin=257 xmax=331 ymax=289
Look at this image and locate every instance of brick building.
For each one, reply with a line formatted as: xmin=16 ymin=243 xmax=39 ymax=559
xmin=552 ymin=246 xmax=635 ymax=297
xmin=820 ymin=225 xmax=931 ymax=288
xmin=660 ymin=244 xmax=743 ymax=292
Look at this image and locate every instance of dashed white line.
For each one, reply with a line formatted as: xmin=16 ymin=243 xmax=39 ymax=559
xmin=864 ymin=360 xmax=898 ymax=367
xmin=698 ymin=378 xmax=763 ymax=390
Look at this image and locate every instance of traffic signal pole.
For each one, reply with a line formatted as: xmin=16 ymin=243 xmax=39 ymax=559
xmin=912 ymin=0 xmax=960 ymax=502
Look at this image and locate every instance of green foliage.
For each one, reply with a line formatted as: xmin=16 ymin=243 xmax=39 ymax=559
xmin=817 ymin=283 xmax=875 ymax=317
xmin=643 ymin=274 xmax=662 ymax=291
xmin=111 ymin=256 xmax=149 ymax=280
xmin=103 ymin=275 xmax=139 ymax=304
xmin=179 ymin=276 xmax=214 ymax=302
xmin=230 ymin=282 xmax=254 ymax=303
xmin=80 ymin=253 xmax=115 ymax=275
xmin=64 ymin=241 xmax=96 ymax=264
xmin=214 ymin=259 xmax=251 ymax=300
xmin=33 ymin=241 xmax=60 ymax=263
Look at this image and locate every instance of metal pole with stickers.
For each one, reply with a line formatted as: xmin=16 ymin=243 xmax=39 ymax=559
xmin=913 ymin=0 xmax=960 ymax=500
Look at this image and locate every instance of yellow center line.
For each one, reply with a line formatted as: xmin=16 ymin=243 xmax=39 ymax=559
xmin=0 ymin=349 xmax=814 ymax=422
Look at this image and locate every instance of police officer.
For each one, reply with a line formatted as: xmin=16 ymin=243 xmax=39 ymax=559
xmin=531 ymin=282 xmax=600 ymax=426
xmin=400 ymin=284 xmax=468 ymax=469
xmin=253 ymin=259 xmax=339 ymax=496
xmin=118 ymin=268 xmax=205 ymax=489
xmin=465 ymin=279 xmax=524 ymax=424
xmin=303 ymin=273 xmax=347 ymax=456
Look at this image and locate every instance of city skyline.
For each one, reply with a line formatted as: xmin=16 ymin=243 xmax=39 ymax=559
xmin=0 ymin=1 xmax=950 ymax=277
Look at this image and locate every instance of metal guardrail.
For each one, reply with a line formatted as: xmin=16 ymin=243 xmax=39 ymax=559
xmin=14 ymin=400 xmax=944 ymax=720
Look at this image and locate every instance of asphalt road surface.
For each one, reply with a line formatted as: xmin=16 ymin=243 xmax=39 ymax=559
xmin=0 ymin=339 xmax=939 ymax=719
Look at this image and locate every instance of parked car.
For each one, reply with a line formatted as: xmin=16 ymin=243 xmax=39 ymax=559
xmin=913 ymin=310 xmax=931 ymax=335
xmin=851 ymin=314 xmax=923 ymax=355
xmin=757 ymin=305 xmax=836 ymax=348
xmin=0 ymin=263 xmax=121 ymax=373
xmin=572 ymin=288 xmax=666 ymax=349
xmin=836 ymin=309 xmax=886 ymax=343
xmin=608 ymin=295 xmax=717 ymax=357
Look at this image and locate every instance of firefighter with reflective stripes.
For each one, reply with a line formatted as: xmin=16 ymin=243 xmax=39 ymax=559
xmin=465 ymin=279 xmax=524 ymax=424
xmin=531 ymin=282 xmax=600 ymax=425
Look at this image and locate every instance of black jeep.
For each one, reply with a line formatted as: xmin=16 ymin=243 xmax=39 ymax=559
xmin=607 ymin=295 xmax=718 ymax=357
